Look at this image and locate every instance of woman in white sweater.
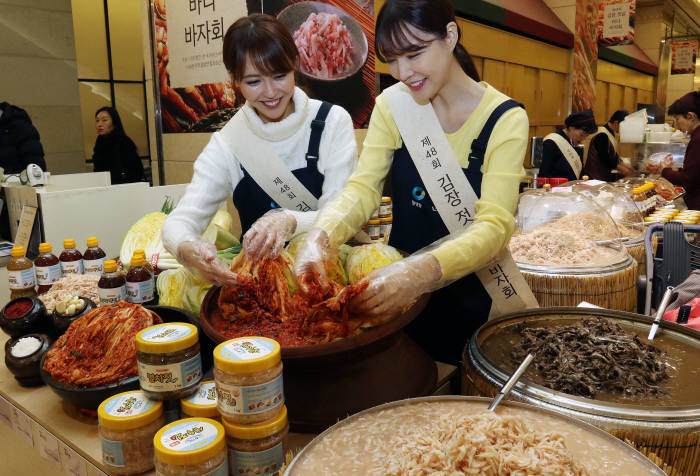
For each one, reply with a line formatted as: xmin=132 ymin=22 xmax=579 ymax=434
xmin=162 ymin=14 xmax=357 ymax=285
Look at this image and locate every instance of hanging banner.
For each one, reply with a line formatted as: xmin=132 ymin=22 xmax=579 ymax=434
xmin=154 ymin=0 xmax=246 ymax=133
xmin=598 ymin=0 xmax=635 ymax=46
xmin=671 ymin=40 xmax=697 ymax=75
xmin=572 ymin=0 xmax=598 ymax=112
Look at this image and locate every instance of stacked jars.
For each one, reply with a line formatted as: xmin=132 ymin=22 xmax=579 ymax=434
xmin=213 ymin=337 xmax=288 ymax=475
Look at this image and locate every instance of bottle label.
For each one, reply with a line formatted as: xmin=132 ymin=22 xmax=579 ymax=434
xmin=8 ymin=268 xmax=35 ymax=289
xmin=35 ymin=264 xmax=62 ymax=285
xmin=61 ymin=259 xmax=84 ymax=275
xmin=229 ymin=443 xmax=284 ymax=476
xmin=186 ymin=381 xmax=217 ymax=407
xmin=84 ymin=258 xmax=105 ymax=275
xmin=101 ymin=438 xmax=125 ymax=467
xmin=138 ymin=354 xmax=202 ymax=392
xmin=216 ymin=374 xmax=284 ymax=415
xmin=220 ymin=338 xmax=275 ymax=360
xmin=99 ymin=285 xmax=126 ymax=306
xmin=126 ymin=279 xmax=154 ymax=303
xmin=103 ymin=392 xmax=155 ymax=417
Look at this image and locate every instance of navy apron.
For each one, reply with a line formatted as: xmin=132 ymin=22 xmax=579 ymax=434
xmin=391 ymin=99 xmax=523 ymax=364
xmin=232 ymin=102 xmax=332 ymax=237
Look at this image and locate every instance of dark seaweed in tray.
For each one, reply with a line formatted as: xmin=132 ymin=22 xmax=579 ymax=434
xmin=511 ymin=318 xmax=671 ymax=398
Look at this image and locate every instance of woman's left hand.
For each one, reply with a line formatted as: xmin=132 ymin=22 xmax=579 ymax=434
xmin=243 ymin=210 xmax=296 ymax=259
xmin=350 ymin=253 xmax=442 ymax=317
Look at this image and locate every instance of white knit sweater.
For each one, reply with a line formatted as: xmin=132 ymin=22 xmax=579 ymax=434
xmin=161 ymin=87 xmax=357 ymax=255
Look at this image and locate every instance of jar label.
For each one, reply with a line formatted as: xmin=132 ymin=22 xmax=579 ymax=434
xmin=220 ymin=338 xmax=275 ymax=361
xmin=8 ymin=268 xmax=35 ymax=289
xmin=216 ymin=373 xmax=284 ymax=415
xmin=229 ymin=442 xmax=284 ymax=476
xmin=84 ymin=258 xmax=105 ymax=275
xmin=101 ymin=438 xmax=125 ymax=467
xmin=159 ymin=420 xmax=219 ymax=452
xmin=61 ymin=259 xmax=84 ymax=275
xmin=138 ymin=354 xmax=202 ymax=392
xmin=140 ymin=324 xmax=193 ymax=342
xmin=204 ymin=461 xmax=228 ymax=476
xmin=99 ymin=285 xmax=126 ymax=306
xmin=103 ymin=392 xmax=155 ymax=417
xmin=35 ymin=264 xmax=61 ymax=285
xmin=126 ymin=279 xmax=154 ymax=303
xmin=187 ymin=381 xmax=217 ymax=406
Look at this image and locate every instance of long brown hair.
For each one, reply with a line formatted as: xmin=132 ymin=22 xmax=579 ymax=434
xmin=222 ymin=13 xmax=299 ymax=82
xmin=375 ymin=0 xmax=480 ymax=81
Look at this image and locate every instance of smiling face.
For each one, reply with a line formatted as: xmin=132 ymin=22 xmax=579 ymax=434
xmin=384 ymin=23 xmax=457 ymax=103
xmin=236 ymin=56 xmax=295 ymax=123
xmin=95 ymin=111 xmax=114 ymax=136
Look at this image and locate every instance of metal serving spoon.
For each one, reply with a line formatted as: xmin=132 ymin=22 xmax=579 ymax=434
xmin=648 ymin=286 xmax=675 ymax=341
xmin=488 ymin=353 xmax=535 ymax=411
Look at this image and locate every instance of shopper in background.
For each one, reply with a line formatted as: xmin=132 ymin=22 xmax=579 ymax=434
xmin=539 ymin=109 xmax=597 ymax=181
xmin=647 ymin=91 xmax=700 ymax=210
xmin=0 ymin=101 xmax=46 ymax=174
xmin=92 ymin=106 xmax=145 ymax=185
xmin=161 ymin=14 xmax=357 ymax=286
xmin=583 ymin=109 xmax=635 ymax=181
xmin=293 ymin=0 xmax=530 ymax=364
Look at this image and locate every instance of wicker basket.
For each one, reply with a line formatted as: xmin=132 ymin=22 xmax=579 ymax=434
xmin=519 ymin=255 xmax=637 ymax=311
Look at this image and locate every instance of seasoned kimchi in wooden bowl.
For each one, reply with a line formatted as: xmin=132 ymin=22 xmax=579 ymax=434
xmin=200 ymin=286 xmax=428 ymax=360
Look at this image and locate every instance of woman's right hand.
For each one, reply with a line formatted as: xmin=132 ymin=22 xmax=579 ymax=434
xmin=176 ymin=241 xmax=239 ymax=286
xmin=293 ymin=227 xmax=331 ymax=297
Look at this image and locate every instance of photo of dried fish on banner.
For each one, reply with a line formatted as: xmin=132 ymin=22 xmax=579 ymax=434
xmin=154 ymin=0 xmax=242 ymax=133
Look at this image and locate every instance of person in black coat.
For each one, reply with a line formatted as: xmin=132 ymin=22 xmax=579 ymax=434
xmin=539 ymin=109 xmax=597 ymax=181
xmin=92 ymin=107 xmax=145 ymax=184
xmin=0 ymin=101 xmax=46 ymax=174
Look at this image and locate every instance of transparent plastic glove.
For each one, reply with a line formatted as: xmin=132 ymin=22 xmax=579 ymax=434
xmin=176 ymin=240 xmax=238 ymax=286
xmin=293 ymin=227 xmax=331 ymax=297
xmin=243 ymin=210 xmax=297 ymax=260
xmin=350 ymin=253 xmax=443 ymax=317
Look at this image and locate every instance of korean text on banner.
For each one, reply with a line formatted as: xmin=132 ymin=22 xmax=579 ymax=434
xmin=671 ymin=40 xmax=698 ymax=75
xmin=598 ymin=0 xmax=635 ymax=46
xmin=167 ymin=0 xmax=247 ymax=88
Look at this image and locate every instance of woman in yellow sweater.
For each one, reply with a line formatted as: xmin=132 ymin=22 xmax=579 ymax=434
xmin=294 ymin=0 xmax=533 ymax=363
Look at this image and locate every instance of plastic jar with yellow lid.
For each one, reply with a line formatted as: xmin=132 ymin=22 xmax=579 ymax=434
xmin=213 ymin=337 xmax=284 ymax=424
xmin=224 ymin=405 xmax=289 ymax=476
xmin=154 ymin=418 xmax=227 ymax=475
xmin=379 ymin=197 xmax=392 ymax=218
xmin=98 ymin=390 xmax=165 ymax=475
xmin=181 ymin=380 xmax=220 ymax=423
xmin=136 ymin=323 xmax=202 ymax=400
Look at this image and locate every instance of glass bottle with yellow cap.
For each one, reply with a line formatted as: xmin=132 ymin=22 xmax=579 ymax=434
xmin=224 ymin=405 xmax=289 ymax=476
xmin=136 ymin=322 xmax=202 ymax=400
xmin=181 ymin=380 xmax=221 ymax=423
xmin=7 ymin=246 xmax=35 ymax=299
xmin=213 ymin=337 xmax=284 ymax=424
xmin=34 ymin=242 xmax=61 ymax=294
xmin=153 ymin=417 xmax=228 ymax=475
xmin=98 ymin=259 xmax=126 ymax=306
xmin=83 ymin=236 xmax=106 ymax=274
xmin=59 ymin=238 xmax=84 ymax=275
xmin=126 ymin=249 xmax=156 ymax=305
xmin=98 ymin=390 xmax=165 ymax=475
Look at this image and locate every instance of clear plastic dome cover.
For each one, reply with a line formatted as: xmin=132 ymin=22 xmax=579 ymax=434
xmin=560 ymin=182 xmax=645 ymax=242
xmin=509 ymin=188 xmax=629 ymax=269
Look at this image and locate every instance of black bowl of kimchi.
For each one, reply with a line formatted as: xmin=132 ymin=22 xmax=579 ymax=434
xmin=39 ymin=304 xmax=210 ymax=410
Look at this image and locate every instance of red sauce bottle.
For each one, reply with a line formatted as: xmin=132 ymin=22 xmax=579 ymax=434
xmin=98 ymin=259 xmax=126 ymax=306
xmin=126 ymin=250 xmax=156 ymax=305
xmin=84 ymin=236 xmax=106 ymax=275
xmin=34 ymin=242 xmax=62 ymax=294
xmin=59 ymin=239 xmax=84 ymax=275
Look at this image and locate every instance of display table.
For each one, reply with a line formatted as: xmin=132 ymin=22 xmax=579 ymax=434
xmin=0 ymin=330 xmax=456 ymax=475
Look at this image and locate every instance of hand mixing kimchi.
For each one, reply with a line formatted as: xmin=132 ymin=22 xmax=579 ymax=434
xmin=214 ymin=251 xmax=369 ymax=346
xmin=43 ymin=302 xmax=161 ymax=386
